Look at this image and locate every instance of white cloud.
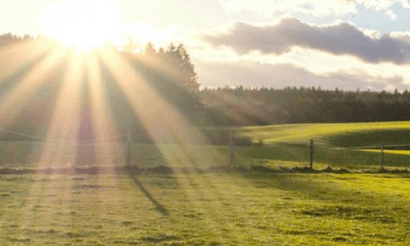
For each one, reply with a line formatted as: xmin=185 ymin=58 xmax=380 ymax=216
xmin=358 ymin=0 xmax=410 ymax=11
xmin=218 ymin=0 xmax=357 ymax=18
xmin=386 ymin=9 xmax=397 ymax=20
xmin=218 ymin=0 xmax=410 ymax=19
xmin=390 ymin=31 xmax=410 ymax=42
xmin=360 ymin=28 xmax=380 ymax=38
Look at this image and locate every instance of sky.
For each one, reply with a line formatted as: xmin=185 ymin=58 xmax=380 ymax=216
xmin=2 ymin=0 xmax=410 ymax=91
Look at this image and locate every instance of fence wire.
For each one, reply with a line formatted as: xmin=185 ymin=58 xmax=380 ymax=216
xmin=0 ymin=126 xmax=408 ymax=172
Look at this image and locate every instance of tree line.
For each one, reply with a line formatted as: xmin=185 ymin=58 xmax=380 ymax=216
xmin=199 ymin=86 xmax=410 ymax=126
xmin=0 ymin=33 xmax=36 ymax=47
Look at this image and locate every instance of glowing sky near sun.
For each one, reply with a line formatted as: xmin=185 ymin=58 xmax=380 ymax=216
xmin=38 ymin=0 xmax=122 ymax=51
xmin=2 ymin=0 xmax=410 ymax=91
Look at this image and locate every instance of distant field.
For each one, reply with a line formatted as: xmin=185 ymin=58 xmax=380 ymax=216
xmin=235 ymin=121 xmax=410 ymax=146
xmin=1 ymin=173 xmax=410 ymax=245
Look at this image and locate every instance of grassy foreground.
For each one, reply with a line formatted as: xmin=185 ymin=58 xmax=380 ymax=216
xmin=1 ymin=172 xmax=410 ymax=245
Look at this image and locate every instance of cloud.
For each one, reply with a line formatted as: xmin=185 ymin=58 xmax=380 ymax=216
xmin=385 ymin=9 xmax=397 ymax=20
xmin=202 ymin=18 xmax=410 ymax=64
xmin=218 ymin=0 xmax=410 ymax=18
xmin=358 ymin=0 xmax=410 ymax=11
xmin=218 ymin=0 xmax=357 ymax=18
xmin=196 ymin=60 xmax=406 ymax=91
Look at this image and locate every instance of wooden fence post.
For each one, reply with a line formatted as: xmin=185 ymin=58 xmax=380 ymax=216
xmin=310 ymin=139 xmax=314 ymax=169
xmin=126 ymin=127 xmax=132 ymax=166
xmin=230 ymin=134 xmax=235 ymax=166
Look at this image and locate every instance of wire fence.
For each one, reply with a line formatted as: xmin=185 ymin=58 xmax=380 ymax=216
xmin=0 ymin=126 xmax=127 ymax=143
xmin=231 ymin=140 xmax=410 ymax=172
xmin=0 ymin=127 xmax=408 ymax=172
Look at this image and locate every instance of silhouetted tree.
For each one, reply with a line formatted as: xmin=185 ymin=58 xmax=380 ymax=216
xmin=0 ymin=33 xmax=35 ymax=47
xmin=122 ymin=42 xmax=201 ymax=121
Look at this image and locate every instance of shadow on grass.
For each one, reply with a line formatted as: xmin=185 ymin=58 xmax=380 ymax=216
xmin=238 ymin=171 xmax=361 ymax=203
xmin=325 ymin=129 xmax=410 ymax=148
xmin=239 ymin=168 xmax=407 ymax=208
xmin=126 ymin=166 xmax=169 ymax=216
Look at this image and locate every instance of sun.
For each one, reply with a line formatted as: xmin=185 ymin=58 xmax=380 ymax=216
xmin=38 ymin=0 xmax=121 ymax=51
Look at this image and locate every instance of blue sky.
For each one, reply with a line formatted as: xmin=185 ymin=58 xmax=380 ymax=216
xmin=2 ymin=0 xmax=410 ymax=91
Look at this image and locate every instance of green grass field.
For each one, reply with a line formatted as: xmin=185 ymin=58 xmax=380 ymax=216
xmin=2 ymin=173 xmax=410 ymax=245
xmin=1 ymin=121 xmax=410 ymax=245
xmin=235 ymin=121 xmax=410 ymax=146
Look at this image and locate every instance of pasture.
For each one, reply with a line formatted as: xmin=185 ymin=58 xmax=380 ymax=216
xmin=1 ymin=121 xmax=410 ymax=245
xmin=2 ymin=173 xmax=410 ymax=245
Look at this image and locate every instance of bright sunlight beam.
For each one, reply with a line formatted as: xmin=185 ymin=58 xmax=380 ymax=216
xmin=38 ymin=51 xmax=85 ymax=168
xmin=86 ymin=51 xmax=123 ymax=168
xmin=38 ymin=0 xmax=121 ymax=51
xmin=0 ymin=46 xmax=68 ymax=128
xmin=0 ymin=39 xmax=54 ymax=85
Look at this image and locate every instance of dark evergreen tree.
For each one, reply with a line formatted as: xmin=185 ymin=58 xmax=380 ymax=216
xmin=122 ymin=42 xmax=201 ymax=122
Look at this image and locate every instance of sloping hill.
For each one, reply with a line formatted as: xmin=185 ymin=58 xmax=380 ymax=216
xmin=236 ymin=121 xmax=410 ymax=147
xmin=228 ymin=121 xmax=410 ymax=169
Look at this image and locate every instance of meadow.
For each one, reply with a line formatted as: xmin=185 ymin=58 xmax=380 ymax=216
xmin=1 ymin=121 xmax=410 ymax=245
xmin=2 ymin=173 xmax=410 ymax=245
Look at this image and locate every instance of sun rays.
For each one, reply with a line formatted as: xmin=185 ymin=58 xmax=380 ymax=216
xmin=0 ymin=37 xmax=227 ymax=172
xmin=0 ymin=41 xmax=68 ymax=128
xmin=85 ymin=51 xmax=123 ymax=167
xmin=0 ymin=34 xmax=225 ymax=179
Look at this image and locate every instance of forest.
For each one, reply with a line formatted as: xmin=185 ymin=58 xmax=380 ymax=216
xmin=199 ymin=86 xmax=410 ymax=126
